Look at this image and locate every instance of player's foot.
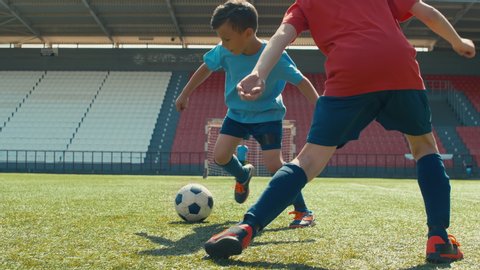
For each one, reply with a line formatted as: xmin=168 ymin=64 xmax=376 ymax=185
xmin=426 ymin=234 xmax=464 ymax=263
xmin=288 ymin=210 xmax=316 ymax=228
xmin=234 ymin=164 xmax=254 ymax=204
xmin=204 ymin=224 xmax=253 ymax=258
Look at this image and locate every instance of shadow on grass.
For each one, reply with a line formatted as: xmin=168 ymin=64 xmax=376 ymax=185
xmin=135 ymin=221 xmax=236 ymax=256
xmin=251 ymin=239 xmax=316 ymax=247
xmin=205 ymin=257 xmax=329 ymax=270
xmin=400 ymin=263 xmax=453 ymax=270
xmin=136 ymin=221 xmax=316 ymax=257
xmin=263 ymin=226 xmax=299 ymax=233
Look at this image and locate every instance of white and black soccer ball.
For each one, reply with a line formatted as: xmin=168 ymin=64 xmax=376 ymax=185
xmin=174 ymin=183 xmax=214 ymax=222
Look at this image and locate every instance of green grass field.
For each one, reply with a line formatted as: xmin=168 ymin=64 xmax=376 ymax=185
xmin=1 ymin=173 xmax=479 ymax=270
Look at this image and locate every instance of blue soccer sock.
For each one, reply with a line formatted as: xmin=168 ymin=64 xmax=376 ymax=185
xmin=218 ymin=155 xmax=249 ymax=183
xmin=292 ymin=192 xmax=308 ymax=212
xmin=242 ymin=163 xmax=308 ymax=233
xmin=269 ymin=170 xmax=308 ymax=212
xmin=417 ymin=153 xmax=450 ymax=241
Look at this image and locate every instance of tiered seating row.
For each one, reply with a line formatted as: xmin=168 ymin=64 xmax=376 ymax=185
xmin=456 ymin=126 xmax=480 ymax=166
xmin=0 ymin=71 xmax=171 ymax=163
xmin=69 ymin=72 xmax=170 ymax=156
xmin=0 ymin=71 xmax=44 ymax=125
xmin=425 ymin=75 xmax=480 ymax=112
xmin=0 ymin=71 xmax=106 ymax=151
xmin=171 ymin=72 xmax=226 ymax=153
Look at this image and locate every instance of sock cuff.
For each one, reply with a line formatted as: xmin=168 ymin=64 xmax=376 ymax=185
xmin=283 ymin=163 xmax=308 ymax=185
xmin=243 ymin=213 xmax=261 ymax=236
xmin=215 ymin=156 xmax=234 ymax=167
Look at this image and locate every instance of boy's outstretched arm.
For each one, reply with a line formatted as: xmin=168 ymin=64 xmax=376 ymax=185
xmin=238 ymin=23 xmax=297 ymax=101
xmin=410 ymin=0 xmax=475 ymax=58
xmin=175 ymin=63 xmax=212 ymax=112
xmin=296 ymin=77 xmax=319 ymax=105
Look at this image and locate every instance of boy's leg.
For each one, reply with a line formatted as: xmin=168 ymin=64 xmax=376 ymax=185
xmin=205 ymin=95 xmax=378 ymax=258
xmin=214 ymin=133 xmax=254 ymax=204
xmin=213 ymin=133 xmax=246 ymax=180
xmin=405 ymin=134 xmax=450 ymax=236
xmin=262 ymin=148 xmax=314 ymax=228
xmin=261 ymin=149 xmax=283 ymax=174
xmin=288 ymin=192 xmax=316 ymax=229
xmin=376 ymin=89 xmax=463 ymax=263
xmin=205 ymin=144 xmax=335 ymax=258
xmin=245 ymin=144 xmax=335 ymax=230
xmin=406 ymin=133 xmax=462 ymax=263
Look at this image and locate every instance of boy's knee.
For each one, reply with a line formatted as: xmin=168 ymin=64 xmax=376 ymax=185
xmin=407 ymin=134 xmax=438 ymax=160
xmin=410 ymin=145 xmax=438 ymax=160
xmin=213 ymin=151 xmax=231 ymax=166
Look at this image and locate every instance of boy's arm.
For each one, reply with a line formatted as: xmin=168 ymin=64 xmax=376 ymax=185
xmin=295 ymin=77 xmax=319 ymax=105
xmin=237 ymin=23 xmax=297 ymax=101
xmin=175 ymin=63 xmax=212 ymax=111
xmin=410 ymin=1 xmax=475 ymax=58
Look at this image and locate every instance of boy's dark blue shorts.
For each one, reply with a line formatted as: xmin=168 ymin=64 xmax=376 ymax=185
xmin=307 ymin=90 xmax=432 ymax=147
xmin=220 ymin=117 xmax=282 ymax=150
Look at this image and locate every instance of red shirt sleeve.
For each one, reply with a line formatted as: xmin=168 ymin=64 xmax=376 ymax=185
xmin=388 ymin=0 xmax=419 ymax=22
xmin=282 ymin=2 xmax=309 ymax=37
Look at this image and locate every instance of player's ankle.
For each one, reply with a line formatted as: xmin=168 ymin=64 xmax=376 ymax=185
xmin=242 ymin=214 xmax=261 ymax=237
xmin=428 ymin=226 xmax=448 ymax=242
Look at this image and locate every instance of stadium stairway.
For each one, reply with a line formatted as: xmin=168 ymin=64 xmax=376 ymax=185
xmin=449 ymin=91 xmax=480 ymax=126
xmin=428 ymin=94 xmax=461 ymax=126
xmin=425 ymin=75 xmax=480 ymax=126
xmin=456 ymin=127 xmax=480 ymax=170
xmin=145 ymin=71 xmax=189 ymax=169
xmin=66 ymin=71 xmax=110 ymax=149
xmin=434 ymin=127 xmax=469 ymax=155
xmin=434 ymin=126 xmax=470 ymax=169
xmin=0 ymin=71 xmax=46 ymax=132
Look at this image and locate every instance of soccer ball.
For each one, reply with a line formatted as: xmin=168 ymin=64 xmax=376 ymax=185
xmin=174 ymin=183 xmax=214 ymax=222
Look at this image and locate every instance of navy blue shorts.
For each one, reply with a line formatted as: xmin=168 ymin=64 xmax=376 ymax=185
xmin=220 ymin=117 xmax=283 ymax=150
xmin=307 ymin=90 xmax=432 ymax=147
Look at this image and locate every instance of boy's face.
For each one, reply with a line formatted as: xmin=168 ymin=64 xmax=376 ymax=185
xmin=215 ymin=22 xmax=253 ymax=55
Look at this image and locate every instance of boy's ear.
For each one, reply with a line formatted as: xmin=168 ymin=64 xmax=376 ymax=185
xmin=244 ymin=27 xmax=255 ymax=38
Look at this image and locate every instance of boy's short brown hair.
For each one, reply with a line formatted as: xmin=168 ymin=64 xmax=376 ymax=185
xmin=211 ymin=0 xmax=258 ymax=32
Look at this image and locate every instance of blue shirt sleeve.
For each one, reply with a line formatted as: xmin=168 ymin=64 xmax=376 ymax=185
xmin=272 ymin=52 xmax=304 ymax=85
xmin=203 ymin=45 xmax=224 ymax=71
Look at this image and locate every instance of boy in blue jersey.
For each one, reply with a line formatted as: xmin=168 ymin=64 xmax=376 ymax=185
xmin=204 ymin=0 xmax=475 ymax=262
xmin=175 ymin=0 xmax=319 ymax=228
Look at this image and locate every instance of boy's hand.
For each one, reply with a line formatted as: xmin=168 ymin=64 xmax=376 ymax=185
xmin=453 ymin=38 xmax=476 ymax=58
xmin=237 ymin=73 xmax=265 ymax=101
xmin=175 ymin=95 xmax=189 ymax=112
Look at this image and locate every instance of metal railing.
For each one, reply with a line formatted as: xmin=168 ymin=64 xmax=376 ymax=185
xmin=0 ymin=150 xmax=476 ymax=179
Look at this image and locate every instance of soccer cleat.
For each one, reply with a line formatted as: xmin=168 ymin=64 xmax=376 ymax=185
xmin=204 ymin=224 xmax=253 ymax=258
xmin=288 ymin=210 xmax=316 ymax=229
xmin=234 ymin=164 xmax=254 ymax=204
xmin=426 ymin=234 xmax=464 ymax=263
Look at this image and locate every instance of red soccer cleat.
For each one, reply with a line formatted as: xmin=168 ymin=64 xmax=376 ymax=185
xmin=426 ymin=234 xmax=464 ymax=263
xmin=204 ymin=224 xmax=253 ymax=258
xmin=288 ymin=210 xmax=316 ymax=229
xmin=234 ymin=164 xmax=254 ymax=204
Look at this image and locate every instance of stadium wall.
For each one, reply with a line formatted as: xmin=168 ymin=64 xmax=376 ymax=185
xmin=0 ymin=49 xmax=479 ymax=74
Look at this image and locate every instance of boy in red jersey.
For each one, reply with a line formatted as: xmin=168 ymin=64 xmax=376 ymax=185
xmin=204 ymin=0 xmax=475 ymax=263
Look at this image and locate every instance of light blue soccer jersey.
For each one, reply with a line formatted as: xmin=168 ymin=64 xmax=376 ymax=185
xmin=203 ymin=42 xmax=303 ymax=123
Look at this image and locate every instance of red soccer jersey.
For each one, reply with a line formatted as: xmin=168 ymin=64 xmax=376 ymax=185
xmin=283 ymin=0 xmax=425 ymax=97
